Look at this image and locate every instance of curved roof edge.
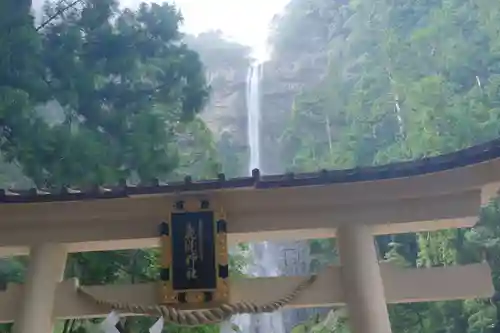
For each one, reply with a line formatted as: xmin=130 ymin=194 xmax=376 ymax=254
xmin=1 ymin=138 xmax=500 ymax=204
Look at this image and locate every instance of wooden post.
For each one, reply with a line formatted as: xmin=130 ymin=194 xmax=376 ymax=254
xmin=337 ymin=224 xmax=392 ymax=333
xmin=13 ymin=243 xmax=67 ymax=333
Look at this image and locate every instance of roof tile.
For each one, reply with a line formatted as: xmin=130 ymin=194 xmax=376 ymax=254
xmin=0 ymin=138 xmax=499 ymax=204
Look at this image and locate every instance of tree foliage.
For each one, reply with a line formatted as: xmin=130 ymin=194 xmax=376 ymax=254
xmin=274 ymin=0 xmax=500 ymax=331
xmin=2 ymin=0 xmax=209 ymax=188
xmin=0 ymin=1 xmax=226 ymax=333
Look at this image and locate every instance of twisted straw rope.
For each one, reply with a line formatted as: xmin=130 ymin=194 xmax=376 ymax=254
xmin=78 ymin=274 xmax=317 ymax=327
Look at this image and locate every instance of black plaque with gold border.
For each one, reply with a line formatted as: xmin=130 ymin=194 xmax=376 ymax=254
xmin=159 ymin=197 xmax=229 ymax=308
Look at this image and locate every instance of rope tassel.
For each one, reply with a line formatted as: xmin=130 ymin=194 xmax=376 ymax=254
xmin=80 ymin=274 xmax=318 ymax=327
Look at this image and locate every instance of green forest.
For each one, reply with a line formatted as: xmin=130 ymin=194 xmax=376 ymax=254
xmin=1 ymin=0 xmax=500 ymax=332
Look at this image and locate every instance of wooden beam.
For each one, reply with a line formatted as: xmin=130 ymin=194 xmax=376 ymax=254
xmin=0 ymin=263 xmax=493 ymax=322
xmin=0 ymin=190 xmax=481 ymax=257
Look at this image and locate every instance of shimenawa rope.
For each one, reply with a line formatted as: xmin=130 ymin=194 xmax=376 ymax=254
xmin=77 ymin=274 xmax=317 ymax=327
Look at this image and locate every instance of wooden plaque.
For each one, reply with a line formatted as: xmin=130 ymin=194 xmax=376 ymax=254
xmin=159 ymin=197 xmax=229 ymax=308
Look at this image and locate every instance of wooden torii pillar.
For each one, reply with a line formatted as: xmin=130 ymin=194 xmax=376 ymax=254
xmin=337 ymin=224 xmax=392 ymax=333
xmin=13 ymin=244 xmax=67 ymax=333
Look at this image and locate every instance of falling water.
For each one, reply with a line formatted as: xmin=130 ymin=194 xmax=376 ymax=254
xmin=220 ymin=61 xmax=286 ymax=333
xmin=243 ymin=62 xmax=286 ymax=333
xmin=247 ymin=63 xmax=262 ymax=174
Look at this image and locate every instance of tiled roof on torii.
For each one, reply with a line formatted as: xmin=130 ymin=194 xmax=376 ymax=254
xmin=1 ymin=138 xmax=500 ymax=204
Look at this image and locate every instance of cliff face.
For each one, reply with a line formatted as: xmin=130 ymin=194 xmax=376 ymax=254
xmin=186 ymin=32 xmax=251 ymax=141
xmin=259 ymin=51 xmax=330 ymax=174
xmin=202 ymin=68 xmax=248 ymax=143
xmin=194 ymin=0 xmax=347 ymax=175
xmin=192 ymin=37 xmax=330 ymax=176
xmin=185 ymin=32 xmax=252 ymax=176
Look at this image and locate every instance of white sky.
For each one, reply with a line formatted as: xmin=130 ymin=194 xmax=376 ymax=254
xmin=120 ymin=0 xmax=290 ymax=50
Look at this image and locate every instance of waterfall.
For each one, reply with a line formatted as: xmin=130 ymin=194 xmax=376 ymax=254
xmin=247 ymin=63 xmax=262 ymax=174
xmin=221 ymin=62 xmax=286 ymax=333
xmin=246 ymin=62 xmax=286 ymax=333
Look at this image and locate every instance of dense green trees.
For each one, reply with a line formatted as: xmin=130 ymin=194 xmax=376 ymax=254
xmin=2 ymin=0 xmax=209 ymax=188
xmin=0 ymin=1 xmax=218 ymax=332
xmin=276 ymin=0 xmax=500 ymax=331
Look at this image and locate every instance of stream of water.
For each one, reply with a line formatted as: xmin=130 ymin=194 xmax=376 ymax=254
xmin=245 ymin=62 xmax=286 ymax=333
xmin=247 ymin=62 xmax=262 ymax=175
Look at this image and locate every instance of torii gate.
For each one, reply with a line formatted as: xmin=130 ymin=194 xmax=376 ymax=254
xmin=1 ymin=139 xmax=499 ymax=333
